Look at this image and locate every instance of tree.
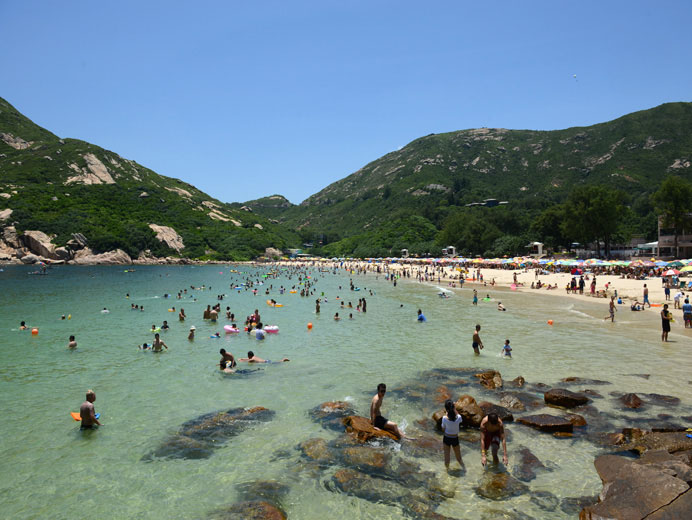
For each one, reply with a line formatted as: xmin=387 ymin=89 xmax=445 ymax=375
xmin=562 ymin=186 xmax=626 ymax=258
xmin=652 ymin=176 xmax=692 ymax=258
xmin=530 ymin=204 xmax=570 ymax=251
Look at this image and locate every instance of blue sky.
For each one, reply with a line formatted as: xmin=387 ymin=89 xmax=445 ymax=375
xmin=2 ymin=1 xmax=691 ymax=204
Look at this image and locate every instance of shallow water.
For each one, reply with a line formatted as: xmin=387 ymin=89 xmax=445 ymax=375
xmin=1 ymin=265 xmax=691 ymax=519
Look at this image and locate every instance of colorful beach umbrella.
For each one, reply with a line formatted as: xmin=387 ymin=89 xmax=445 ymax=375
xmin=662 ymin=269 xmax=680 ymax=276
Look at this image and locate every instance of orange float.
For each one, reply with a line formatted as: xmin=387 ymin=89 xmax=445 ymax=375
xmin=307 ymin=322 xmax=313 ymax=330
xmin=31 ymin=328 xmax=39 ymax=335
xmin=547 ymin=320 xmax=554 ymax=326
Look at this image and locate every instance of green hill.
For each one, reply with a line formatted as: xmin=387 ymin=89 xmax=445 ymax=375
xmin=0 ymin=97 xmax=300 ymax=260
xmin=248 ymin=102 xmax=692 ymax=256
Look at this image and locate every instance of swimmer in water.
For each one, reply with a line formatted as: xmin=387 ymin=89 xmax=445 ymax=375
xmin=101 ymin=308 xmax=109 ymax=313
xmin=79 ymin=389 xmax=102 ymax=429
xmin=188 ymin=326 xmax=195 ymax=340
xmin=152 ymin=333 xmax=168 ymax=352
xmin=502 ymin=339 xmax=512 ymax=358
xmin=238 ymin=351 xmax=289 ymax=363
xmin=497 ymin=302 xmax=506 ymax=312
xmin=68 ymin=335 xmax=77 ymax=349
xmin=20 ymin=321 xmax=28 ymax=330
xmin=140 ymin=343 xmax=151 ymax=350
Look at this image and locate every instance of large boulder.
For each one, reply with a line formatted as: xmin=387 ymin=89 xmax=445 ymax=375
xmin=342 ymin=415 xmax=400 ymax=442
xmin=455 ymin=394 xmax=484 ymax=428
xmin=3 ymin=226 xmax=21 ymax=248
xmin=500 ymin=394 xmax=525 ymax=411
xmin=544 ymin=388 xmax=589 ymax=408
xmin=310 ymin=401 xmax=356 ymax=431
xmin=70 ymin=249 xmax=132 ymax=265
xmin=19 ymin=253 xmax=40 ymax=264
xmin=580 ymin=454 xmax=691 ymax=520
xmin=517 ymin=414 xmax=573 ymax=433
xmin=21 ymin=230 xmax=58 ymax=259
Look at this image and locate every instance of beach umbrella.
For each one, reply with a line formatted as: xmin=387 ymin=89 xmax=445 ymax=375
xmin=667 ymin=260 xmax=684 ymax=268
xmin=663 ymin=269 xmax=680 ymax=276
xmin=655 ymin=261 xmax=668 ymax=267
xmin=680 ymin=266 xmax=692 ymax=272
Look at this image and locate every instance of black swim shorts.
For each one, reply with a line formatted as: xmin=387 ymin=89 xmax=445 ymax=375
xmin=443 ymin=435 xmax=459 ymax=447
xmin=374 ymin=415 xmax=387 ymax=429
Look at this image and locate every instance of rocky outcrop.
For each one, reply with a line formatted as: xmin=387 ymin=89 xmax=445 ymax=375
xmin=0 ymin=208 xmax=12 ymax=221
xmin=264 ymin=247 xmax=282 ymax=259
xmin=70 ymin=249 xmax=132 ymax=265
xmin=580 ymin=452 xmax=692 ymax=519
xmin=148 ymin=224 xmax=184 ymax=252
xmin=0 ymin=132 xmax=33 ymax=149
xmin=620 ymin=430 xmax=692 ymax=455
xmin=21 ymin=230 xmax=57 ymax=259
xmin=65 ymin=153 xmax=116 ymax=185
xmin=342 ymin=415 xmax=400 ymax=442
xmin=544 ymin=388 xmax=589 ymax=408
xmin=3 ymin=226 xmax=20 ymax=248
xmin=517 ymin=414 xmax=573 ymax=433
xmin=475 ymin=370 xmax=503 ymax=389
xmin=19 ymin=253 xmax=40 ymax=264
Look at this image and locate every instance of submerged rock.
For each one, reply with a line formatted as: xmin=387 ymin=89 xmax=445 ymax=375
xmin=234 ymin=480 xmax=290 ymax=507
xmin=309 ymin=401 xmax=356 ymax=431
xmin=499 ymin=394 xmax=525 ymax=411
xmin=544 ymin=388 xmax=589 ymax=408
xmin=299 ymin=438 xmax=336 ymax=464
xmin=475 ymin=471 xmax=529 ymax=500
xmin=560 ymin=376 xmax=611 ymax=386
xmin=144 ymin=407 xmax=275 ymax=460
xmin=208 ymin=501 xmax=286 ymax=520
xmin=621 ymin=392 xmax=644 ymax=409
xmin=512 ymin=447 xmax=548 ymax=482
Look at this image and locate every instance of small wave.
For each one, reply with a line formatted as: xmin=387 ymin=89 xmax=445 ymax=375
xmin=566 ymin=306 xmax=593 ymax=319
xmin=343 ymin=396 xmax=354 ymax=402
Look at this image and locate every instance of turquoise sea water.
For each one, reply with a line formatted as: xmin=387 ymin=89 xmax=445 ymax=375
xmin=1 ymin=265 xmax=691 ymax=519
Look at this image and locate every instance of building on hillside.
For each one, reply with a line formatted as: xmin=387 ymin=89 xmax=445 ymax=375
xmin=526 ymin=242 xmax=544 ymax=257
xmin=442 ymin=246 xmax=456 ymax=257
xmin=658 ymin=215 xmax=692 ymax=258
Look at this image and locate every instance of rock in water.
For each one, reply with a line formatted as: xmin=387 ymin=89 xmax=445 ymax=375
xmin=145 ymin=407 xmax=275 ymax=460
xmin=478 ymin=401 xmax=514 ymax=423
xmin=516 ymin=414 xmax=573 ymax=433
xmin=513 ymin=447 xmax=548 ymax=482
xmin=621 ymin=392 xmax=644 ymax=409
xmin=309 ymin=401 xmax=356 ymax=431
xmin=475 ymin=472 xmax=529 ymax=500
xmin=453 ymin=394 xmax=484 ymax=428
xmin=543 ymin=388 xmax=589 ymax=408
xmin=208 ymin=501 xmax=286 ymax=520
xmin=342 ymin=415 xmax=400 ymax=442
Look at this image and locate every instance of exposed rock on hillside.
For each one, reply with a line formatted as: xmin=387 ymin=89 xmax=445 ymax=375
xmin=66 ymin=153 xmax=116 ymax=185
xmin=148 ymin=224 xmax=184 ymax=252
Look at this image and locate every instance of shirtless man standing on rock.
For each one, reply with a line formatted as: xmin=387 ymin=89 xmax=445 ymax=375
xmin=370 ymin=383 xmax=405 ymax=440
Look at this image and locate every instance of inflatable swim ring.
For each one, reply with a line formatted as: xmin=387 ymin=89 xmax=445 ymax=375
xmin=264 ymin=325 xmax=279 ymax=333
xmin=71 ymin=412 xmax=100 ymax=421
xmin=150 ymin=328 xmax=161 ymax=333
xmin=224 ymin=325 xmax=240 ymax=333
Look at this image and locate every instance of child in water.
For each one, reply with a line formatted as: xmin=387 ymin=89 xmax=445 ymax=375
xmin=502 ymin=339 xmax=512 ymax=358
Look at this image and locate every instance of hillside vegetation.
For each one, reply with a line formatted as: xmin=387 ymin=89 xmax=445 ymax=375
xmin=246 ymin=102 xmax=692 ymax=257
xmin=0 ymin=97 xmax=300 ymax=260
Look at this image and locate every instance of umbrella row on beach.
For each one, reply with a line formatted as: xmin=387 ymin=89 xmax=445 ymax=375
xmin=362 ymin=256 xmax=692 ymax=270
